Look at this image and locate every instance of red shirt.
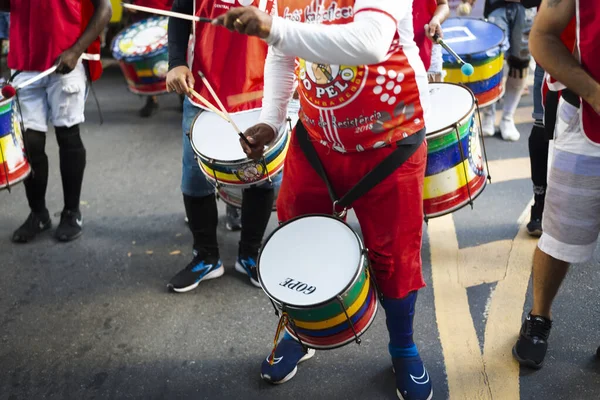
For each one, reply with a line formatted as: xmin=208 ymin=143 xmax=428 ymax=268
xmin=134 ymin=0 xmax=174 ymax=10
xmin=189 ymin=0 xmax=274 ymax=113
xmin=413 ymin=0 xmax=438 ymax=71
xmin=8 ymin=0 xmax=84 ymax=71
xmin=275 ymin=0 xmax=426 ymax=153
xmin=577 ymin=0 xmax=600 ymax=144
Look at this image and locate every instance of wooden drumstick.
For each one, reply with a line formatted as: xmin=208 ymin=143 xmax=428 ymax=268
xmin=197 ymin=71 xmax=252 ymax=147
xmin=188 ymin=89 xmax=228 ymax=121
xmin=122 ymin=3 xmax=213 ymax=22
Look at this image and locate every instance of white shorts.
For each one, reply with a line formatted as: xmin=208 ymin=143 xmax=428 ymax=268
xmin=538 ymin=100 xmax=600 ymax=263
xmin=12 ymin=61 xmax=88 ymax=132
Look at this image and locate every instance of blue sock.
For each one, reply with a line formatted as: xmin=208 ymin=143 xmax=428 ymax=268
xmin=382 ymin=291 xmax=420 ymax=359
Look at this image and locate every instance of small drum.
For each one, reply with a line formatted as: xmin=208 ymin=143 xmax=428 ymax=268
xmin=258 ymin=215 xmax=379 ymax=350
xmin=0 ymin=96 xmax=30 ymax=190
xmin=441 ymin=18 xmax=505 ymax=107
xmin=112 ymin=16 xmax=169 ymax=95
xmin=424 ymin=83 xmax=488 ymax=218
xmin=217 ymin=171 xmax=282 ymax=211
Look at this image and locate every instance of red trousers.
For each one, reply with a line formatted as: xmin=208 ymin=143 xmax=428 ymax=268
xmin=276 ymin=130 xmax=428 ymax=299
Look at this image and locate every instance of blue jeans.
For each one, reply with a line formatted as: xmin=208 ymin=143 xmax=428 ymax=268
xmin=181 ymin=97 xmax=280 ymax=197
xmin=488 ymin=4 xmax=536 ymax=65
xmin=532 ymin=64 xmax=545 ymax=121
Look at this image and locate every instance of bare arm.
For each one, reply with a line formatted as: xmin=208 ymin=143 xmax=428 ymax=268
xmin=531 ymin=0 xmax=600 ymax=110
xmin=73 ymin=0 xmax=112 ymax=55
xmin=426 ymin=0 xmax=450 ymax=39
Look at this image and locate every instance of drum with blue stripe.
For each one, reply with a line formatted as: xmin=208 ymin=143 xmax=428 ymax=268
xmin=424 ymin=83 xmax=488 ymax=218
xmin=441 ymin=18 xmax=505 ymax=107
xmin=0 ymin=96 xmax=30 ymax=190
xmin=111 ymin=17 xmax=169 ymax=95
xmin=258 ymin=215 xmax=379 ymax=350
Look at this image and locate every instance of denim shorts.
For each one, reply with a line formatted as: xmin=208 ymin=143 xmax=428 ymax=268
xmin=0 ymin=12 xmax=9 ymax=40
xmin=488 ymin=4 xmax=536 ymax=64
xmin=532 ymin=64 xmax=545 ymax=121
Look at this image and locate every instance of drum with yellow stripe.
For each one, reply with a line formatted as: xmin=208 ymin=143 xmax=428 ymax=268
xmin=111 ymin=16 xmax=169 ymax=95
xmin=0 ymin=96 xmax=30 ymax=191
xmin=190 ymin=109 xmax=289 ymax=188
xmin=258 ymin=215 xmax=379 ymax=350
xmin=441 ymin=18 xmax=506 ymax=108
xmin=424 ymin=83 xmax=488 ymax=218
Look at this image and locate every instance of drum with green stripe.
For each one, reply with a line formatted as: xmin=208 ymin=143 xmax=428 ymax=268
xmin=258 ymin=215 xmax=379 ymax=350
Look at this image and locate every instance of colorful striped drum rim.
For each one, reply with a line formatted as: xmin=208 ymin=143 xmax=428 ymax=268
xmin=111 ymin=17 xmax=168 ymax=63
xmin=290 ymin=269 xmax=370 ymax=329
xmin=440 ymin=17 xmax=505 ymax=63
xmin=217 ymin=172 xmax=282 ymax=210
xmin=0 ymin=97 xmax=30 ymax=189
xmin=476 ymin=83 xmax=505 ymax=108
xmin=424 ymin=174 xmax=487 ymax=217
xmin=293 ymin=289 xmax=375 ymax=337
xmin=444 ymin=54 xmax=504 ymax=83
xmin=425 ymin=124 xmax=472 ymax=176
xmin=461 ymin=71 xmax=503 ymax=95
xmin=286 ymin=288 xmax=378 ymax=350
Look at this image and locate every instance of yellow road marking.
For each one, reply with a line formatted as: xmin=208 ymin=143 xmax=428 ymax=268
xmin=487 ymin=157 xmax=531 ymax=184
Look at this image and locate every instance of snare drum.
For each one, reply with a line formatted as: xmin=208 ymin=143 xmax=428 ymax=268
xmin=424 ymin=83 xmax=488 ymax=218
xmin=441 ymin=18 xmax=505 ymax=107
xmin=0 ymin=96 xmax=30 ymax=190
xmin=258 ymin=215 xmax=379 ymax=350
xmin=112 ymin=17 xmax=169 ymax=95
xmin=217 ymin=171 xmax=282 ymax=211
xmin=191 ymin=105 xmax=297 ymax=188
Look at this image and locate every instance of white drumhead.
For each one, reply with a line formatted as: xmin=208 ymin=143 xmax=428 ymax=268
xmin=426 ymin=83 xmax=474 ymax=134
xmin=259 ymin=216 xmax=363 ymax=307
xmin=191 ymin=110 xmax=261 ymax=161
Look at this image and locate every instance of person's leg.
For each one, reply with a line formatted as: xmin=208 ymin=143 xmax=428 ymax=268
xmin=527 ymin=64 xmax=549 ymax=236
xmin=46 ymin=62 xmax=89 ymax=241
xmin=482 ymin=7 xmax=510 ymax=137
xmin=168 ymin=98 xmax=223 ymax=293
xmin=498 ymin=4 xmax=535 ymax=141
xmin=514 ymin=101 xmax=600 ymax=368
xmin=235 ymin=175 xmax=278 ymax=287
xmin=352 ymin=142 xmax=430 ymax=400
xmin=139 ymin=95 xmax=159 ymax=118
xmin=261 ymin=127 xmax=333 ymax=385
xmin=11 ymin=73 xmax=52 ymax=243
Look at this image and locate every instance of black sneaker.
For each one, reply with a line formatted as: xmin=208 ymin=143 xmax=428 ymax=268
xmin=235 ymin=254 xmax=260 ymax=287
xmin=12 ymin=210 xmax=52 ymax=243
xmin=513 ymin=313 xmax=552 ymax=369
xmin=167 ymin=250 xmax=224 ymax=293
xmin=55 ymin=209 xmax=83 ymax=242
xmin=526 ymin=203 xmax=544 ymax=237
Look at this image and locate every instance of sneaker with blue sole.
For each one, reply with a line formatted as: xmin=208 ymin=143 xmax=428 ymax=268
xmin=235 ymin=255 xmax=261 ymax=288
xmin=261 ymin=338 xmax=315 ymax=384
xmin=392 ymin=356 xmax=433 ymax=400
xmin=167 ymin=251 xmax=224 ymax=293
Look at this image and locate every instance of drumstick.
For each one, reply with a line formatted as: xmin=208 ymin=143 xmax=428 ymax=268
xmin=197 ymin=71 xmax=252 ymax=147
xmin=433 ymin=33 xmax=474 ymax=76
xmin=189 ymin=89 xmax=228 ymax=121
xmin=121 ymin=3 xmax=213 ymax=23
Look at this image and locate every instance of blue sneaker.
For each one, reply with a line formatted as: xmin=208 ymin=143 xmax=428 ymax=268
xmin=235 ymin=255 xmax=261 ymax=288
xmin=261 ymin=338 xmax=315 ymax=384
xmin=167 ymin=251 xmax=224 ymax=293
xmin=392 ymin=356 xmax=433 ymax=400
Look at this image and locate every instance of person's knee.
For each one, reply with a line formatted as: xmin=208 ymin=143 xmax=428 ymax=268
xmin=55 ymin=124 xmax=84 ymax=150
xmin=23 ymin=129 xmax=47 ymax=155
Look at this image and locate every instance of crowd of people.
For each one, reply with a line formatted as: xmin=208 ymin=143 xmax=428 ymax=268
xmin=1 ymin=0 xmax=598 ymax=398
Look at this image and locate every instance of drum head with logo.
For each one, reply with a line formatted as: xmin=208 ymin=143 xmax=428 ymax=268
xmin=426 ymin=83 xmax=474 ymax=136
xmin=258 ymin=215 xmax=364 ymax=308
xmin=112 ymin=16 xmax=168 ymax=62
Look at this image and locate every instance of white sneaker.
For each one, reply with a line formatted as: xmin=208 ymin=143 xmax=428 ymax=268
xmin=499 ymin=117 xmax=520 ymax=141
xmin=481 ymin=111 xmax=496 ymax=137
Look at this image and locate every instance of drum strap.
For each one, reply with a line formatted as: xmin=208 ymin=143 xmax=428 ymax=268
xmin=296 ymin=122 xmax=426 ymax=213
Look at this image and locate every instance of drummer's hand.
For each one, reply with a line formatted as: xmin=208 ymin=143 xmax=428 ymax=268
xmin=240 ymin=123 xmax=276 ymax=160
xmin=56 ymin=47 xmax=82 ymax=74
xmin=212 ymin=6 xmax=273 ymax=39
xmin=166 ymin=66 xmax=195 ymax=96
xmin=425 ymin=16 xmax=443 ymax=42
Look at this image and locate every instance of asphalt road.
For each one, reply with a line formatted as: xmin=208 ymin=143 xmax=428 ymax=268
xmin=0 ymin=66 xmax=598 ymax=400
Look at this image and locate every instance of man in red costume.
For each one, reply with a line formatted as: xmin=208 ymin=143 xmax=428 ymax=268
xmin=215 ymin=1 xmax=432 ymax=398
xmin=2 ymin=0 xmax=112 ymax=243
xmin=164 ymin=0 xmax=281 ymax=294
xmin=413 ymin=0 xmax=449 ymax=82
xmin=513 ymin=0 xmax=600 ymax=369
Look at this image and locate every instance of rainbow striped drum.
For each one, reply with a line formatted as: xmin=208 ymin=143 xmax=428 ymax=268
xmin=258 ymin=215 xmax=379 ymax=350
xmin=424 ymin=83 xmax=488 ymax=218
xmin=190 ymin=110 xmax=289 ymax=188
xmin=0 ymin=96 xmax=30 ymax=190
xmin=217 ymin=171 xmax=282 ymax=210
xmin=441 ymin=18 xmax=505 ymax=107
xmin=112 ymin=17 xmax=169 ymax=95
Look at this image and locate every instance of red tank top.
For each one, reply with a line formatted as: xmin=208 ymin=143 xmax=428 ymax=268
xmin=189 ymin=0 xmax=274 ymax=113
xmin=413 ymin=0 xmax=438 ymax=70
xmin=134 ymin=0 xmax=174 ymax=10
